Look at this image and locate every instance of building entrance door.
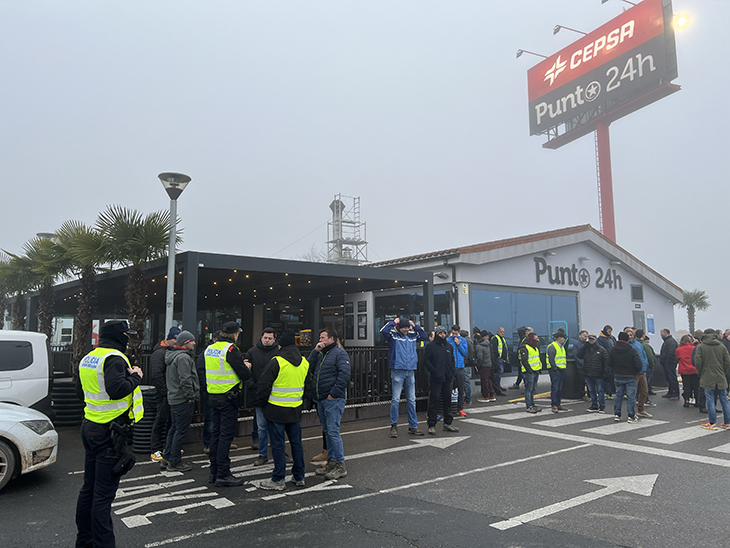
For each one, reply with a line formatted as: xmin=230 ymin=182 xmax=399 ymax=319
xmin=632 ymin=310 xmax=646 ymax=333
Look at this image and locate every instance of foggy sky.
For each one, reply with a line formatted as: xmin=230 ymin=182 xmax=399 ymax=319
xmin=1 ymin=0 xmax=726 ymax=332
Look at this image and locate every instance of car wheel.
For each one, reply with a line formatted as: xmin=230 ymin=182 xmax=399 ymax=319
xmin=0 ymin=439 xmax=17 ymax=491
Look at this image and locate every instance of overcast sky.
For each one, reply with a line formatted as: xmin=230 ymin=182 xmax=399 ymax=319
xmin=1 ymin=0 xmax=725 ymax=331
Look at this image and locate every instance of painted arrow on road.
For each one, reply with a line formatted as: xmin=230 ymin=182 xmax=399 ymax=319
xmin=490 ymin=474 xmax=658 ymax=530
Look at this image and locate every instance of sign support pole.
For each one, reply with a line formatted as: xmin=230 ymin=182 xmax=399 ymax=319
xmin=595 ymin=121 xmax=616 ymax=242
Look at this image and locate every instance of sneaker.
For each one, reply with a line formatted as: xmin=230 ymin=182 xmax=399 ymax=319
xmin=720 ymin=424 xmax=730 ymax=430
xmin=311 ymin=449 xmax=328 ymax=464
xmin=476 ymin=398 xmax=491 ymax=403
xmin=203 ymin=445 xmax=210 ymax=454
xmin=216 ymin=475 xmax=245 ymax=487
xmin=389 ymin=424 xmax=398 ymax=438
xmin=637 ymin=411 xmax=653 ymax=418
xmin=150 ymin=451 xmax=163 ymax=462
xmin=533 ymin=406 xmax=542 ymax=413
xmin=292 ymin=478 xmax=306 ymax=487
xmin=683 ymin=401 xmax=691 ymax=408
xmin=557 ymin=405 xmax=567 ymax=411
xmin=526 ymin=406 xmax=538 ymax=414
xmin=315 ymin=460 xmax=337 ymax=476
xmin=166 ymin=461 xmax=192 ymax=472
xmin=645 ymin=400 xmax=657 ymax=407
xmin=627 ymin=416 xmax=640 ymax=423
xmin=457 ymin=410 xmax=467 ymax=417
xmin=257 ymin=478 xmax=286 ymax=491
xmin=551 ymin=406 xmax=559 ymax=413
xmin=701 ymin=422 xmax=718 ymax=430
xmin=606 ymin=394 xmax=614 ymax=400
xmin=408 ymin=427 xmax=425 ymax=436
xmin=160 ymin=459 xmax=169 ymax=471
xmin=614 ymin=415 xmax=621 ymax=422
xmin=489 ymin=397 xmax=497 ymax=402
xmin=598 ymin=408 xmax=605 ymax=413
xmin=324 ymin=462 xmax=348 ymax=480
xmin=428 ymin=426 xmax=436 ymax=435
xmin=443 ymin=423 xmax=460 ymax=432
xmin=586 ymin=407 xmax=599 ymax=413
xmin=253 ymin=456 xmax=268 ymax=466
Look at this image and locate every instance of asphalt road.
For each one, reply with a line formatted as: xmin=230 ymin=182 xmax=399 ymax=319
xmin=2 ymin=378 xmax=727 ymax=548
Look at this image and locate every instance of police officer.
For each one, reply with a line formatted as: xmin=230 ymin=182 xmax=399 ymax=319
xmin=205 ymin=321 xmax=252 ymax=487
xmin=520 ymin=332 xmax=542 ymax=414
xmin=75 ymin=320 xmax=143 ymax=548
xmin=547 ymin=331 xmax=568 ymax=413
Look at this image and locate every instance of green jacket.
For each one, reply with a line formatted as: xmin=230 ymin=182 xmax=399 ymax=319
xmin=640 ymin=340 xmax=655 ymax=370
xmin=695 ymin=333 xmax=730 ymax=390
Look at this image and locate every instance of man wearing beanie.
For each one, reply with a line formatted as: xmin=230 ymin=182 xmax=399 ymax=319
xmin=256 ymin=329 xmax=312 ymax=490
xmin=149 ymin=326 xmax=180 ymax=462
xmin=380 ymin=316 xmax=428 ymax=437
xmin=608 ymin=331 xmax=642 ymax=422
xmin=424 ymin=326 xmax=459 ymax=435
xmin=75 ymin=320 xmax=143 ymax=548
xmin=162 ymin=330 xmax=199 ymax=472
xmin=205 ymin=322 xmax=252 ymax=487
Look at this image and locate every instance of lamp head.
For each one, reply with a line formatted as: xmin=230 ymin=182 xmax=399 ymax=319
xmin=158 ymin=172 xmax=191 ymax=200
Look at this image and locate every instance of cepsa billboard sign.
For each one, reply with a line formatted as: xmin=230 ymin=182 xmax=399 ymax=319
xmin=528 ymin=0 xmax=677 ymax=136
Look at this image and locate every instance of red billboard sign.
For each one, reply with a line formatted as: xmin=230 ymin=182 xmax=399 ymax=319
xmin=527 ymin=0 xmax=678 ymax=138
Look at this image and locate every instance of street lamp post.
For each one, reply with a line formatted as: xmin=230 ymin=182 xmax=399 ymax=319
xmin=158 ymin=172 xmax=191 ymax=335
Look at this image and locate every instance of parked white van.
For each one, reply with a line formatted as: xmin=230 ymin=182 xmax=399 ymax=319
xmin=0 ymin=331 xmax=54 ymax=419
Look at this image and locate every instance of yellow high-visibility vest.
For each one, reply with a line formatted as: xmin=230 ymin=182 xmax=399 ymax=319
xmin=79 ymin=348 xmax=143 ymax=424
xmin=268 ymin=356 xmax=309 ymax=408
xmin=205 ymin=341 xmax=240 ymax=394
xmin=521 ymin=345 xmax=542 ymax=373
xmin=548 ymin=341 xmax=567 ymax=369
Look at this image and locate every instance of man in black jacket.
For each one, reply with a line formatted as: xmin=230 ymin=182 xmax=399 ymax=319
xmin=244 ymin=328 xmax=279 ymax=466
xmin=609 ymin=332 xmax=643 ymax=422
xmin=660 ymin=328 xmax=680 ymax=400
xmin=424 ymin=326 xmax=459 ymax=435
xmin=149 ymin=326 xmax=180 ymax=462
xmin=578 ymin=333 xmax=608 ymax=412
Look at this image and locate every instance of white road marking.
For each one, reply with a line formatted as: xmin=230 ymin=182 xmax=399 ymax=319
xmin=114 ymin=487 xmax=217 ymax=515
xmin=538 ymin=414 xmax=614 ymax=428
xmin=462 ymin=404 xmax=523 ymax=414
xmin=116 ymin=479 xmax=195 ymax=499
xmin=709 ymin=441 xmax=730 ymax=454
xmin=490 ymin=474 xmax=658 ymax=530
xmin=259 ymin=479 xmax=353 ymax=500
xmin=491 ymin=411 xmax=538 ymax=421
xmin=144 ymin=444 xmax=590 ymax=546
xmin=464 ymin=418 xmax=730 ymax=468
xmin=120 ymin=471 xmax=183 ymax=483
xmin=121 ymin=498 xmax=235 ymax=528
xmin=194 ymin=453 xmax=258 ymax=466
xmin=639 ymin=425 xmax=722 ymax=444
xmin=581 ymin=419 xmax=669 ymax=436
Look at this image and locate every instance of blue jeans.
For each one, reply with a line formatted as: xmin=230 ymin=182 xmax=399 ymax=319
xmin=254 ymin=407 xmax=269 ymax=457
xmin=318 ymin=397 xmax=346 ymax=462
xmin=586 ymin=376 xmax=605 ymax=409
xmin=614 ymin=377 xmax=637 ymax=418
xmin=464 ymin=366 xmax=472 ymax=404
xmin=705 ymin=388 xmax=730 ymax=425
xmin=494 ymin=358 xmax=504 ymax=387
xmin=164 ymin=401 xmax=195 ymax=466
xmin=390 ymin=369 xmax=417 ymax=428
xmin=266 ymin=420 xmax=304 ymax=483
xmin=549 ymin=369 xmax=565 ymax=407
xmin=523 ymin=371 xmax=539 ymax=408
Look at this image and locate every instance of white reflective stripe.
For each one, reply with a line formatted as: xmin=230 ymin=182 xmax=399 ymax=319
xmin=84 ymin=391 xmax=108 ymax=402
xmin=132 ymin=403 xmax=144 ymax=414
xmin=207 ymin=378 xmax=238 ymax=384
xmin=269 ymin=395 xmax=303 ymax=403
xmin=272 ymin=387 xmax=304 ymax=393
xmin=86 ymin=400 xmax=130 ymax=411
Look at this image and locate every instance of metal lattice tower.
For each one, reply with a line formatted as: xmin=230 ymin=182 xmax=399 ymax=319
xmin=327 ymin=194 xmax=368 ymax=265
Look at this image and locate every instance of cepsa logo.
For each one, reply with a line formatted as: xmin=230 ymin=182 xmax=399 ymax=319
xmin=544 ymin=21 xmax=635 ymax=87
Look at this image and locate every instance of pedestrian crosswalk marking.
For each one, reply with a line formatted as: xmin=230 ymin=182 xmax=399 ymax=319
xmin=639 ymin=425 xmax=721 ymax=444
xmin=121 ymin=498 xmax=235 ymax=528
xmin=491 ymin=411 xmax=537 ymax=421
xmin=538 ymin=414 xmax=614 ymax=428
xmin=466 ymin=404 xmax=524 ymax=415
xmin=709 ymin=442 xmax=730 ymax=454
xmin=582 ymin=419 xmax=668 ymax=436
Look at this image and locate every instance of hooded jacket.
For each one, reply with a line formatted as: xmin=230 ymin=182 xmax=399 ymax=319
xmin=245 ymin=340 xmax=280 ymax=402
xmin=676 ymin=343 xmax=697 ymax=375
xmin=577 ymin=341 xmax=608 ymax=378
xmin=608 ymin=341 xmax=642 ymax=378
xmin=474 ymin=337 xmax=493 ymax=370
xmin=629 ymin=339 xmax=649 ymax=374
xmin=424 ymin=335 xmax=455 ymax=384
xmin=150 ymin=340 xmax=172 ymax=397
xmin=256 ymin=344 xmax=313 ymax=423
xmin=695 ymin=332 xmax=730 ymax=390
xmin=165 ymin=346 xmax=200 ymax=406
xmin=447 ymin=335 xmax=468 ymax=369
xmin=380 ymin=321 xmax=428 ymax=370
xmin=309 ymin=343 xmax=351 ymax=401
xmin=597 ymin=332 xmax=616 ymax=354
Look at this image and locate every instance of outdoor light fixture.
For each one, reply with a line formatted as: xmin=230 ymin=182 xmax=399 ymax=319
xmin=543 ymin=251 xmax=557 ymax=257
xmin=516 ymin=49 xmax=548 ymax=59
xmin=158 ymin=172 xmax=192 ymax=335
xmin=434 ymin=272 xmax=450 ymax=280
xmin=553 ymin=25 xmax=587 ymax=36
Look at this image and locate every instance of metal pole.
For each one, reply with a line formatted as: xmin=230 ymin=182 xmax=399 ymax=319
xmin=595 ymin=122 xmax=617 ymax=242
xmin=165 ymin=197 xmax=177 ymax=334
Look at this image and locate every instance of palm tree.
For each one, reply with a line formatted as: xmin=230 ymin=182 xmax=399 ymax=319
xmin=678 ymin=289 xmax=711 ymax=333
xmin=95 ymin=205 xmax=178 ymax=364
xmin=0 ymin=252 xmax=11 ymax=329
xmin=0 ymin=253 xmax=38 ymax=330
xmin=55 ymin=221 xmax=106 ymax=372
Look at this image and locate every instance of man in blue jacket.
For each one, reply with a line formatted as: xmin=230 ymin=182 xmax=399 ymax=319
xmin=381 ymin=316 xmax=428 ymax=438
xmin=309 ymin=328 xmax=351 ymax=480
xmin=448 ymin=325 xmax=469 ymax=417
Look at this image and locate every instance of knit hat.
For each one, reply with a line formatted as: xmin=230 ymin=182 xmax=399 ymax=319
xmin=278 ymin=329 xmax=296 ymax=347
xmin=176 ymin=330 xmax=196 ymax=346
xmin=435 ymin=326 xmax=447 ymax=335
xmin=618 ymin=332 xmax=630 ymax=342
xmin=398 ymin=317 xmax=411 ymax=328
xmin=167 ymin=326 xmax=181 ymax=340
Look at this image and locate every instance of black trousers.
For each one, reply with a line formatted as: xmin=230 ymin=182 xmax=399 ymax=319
xmin=75 ymin=419 xmax=122 ymax=548
xmin=209 ymin=396 xmax=238 ymax=479
xmin=682 ymin=373 xmax=700 ymax=402
xmin=428 ymin=380 xmax=454 ymax=427
xmin=150 ymin=395 xmax=171 ymax=453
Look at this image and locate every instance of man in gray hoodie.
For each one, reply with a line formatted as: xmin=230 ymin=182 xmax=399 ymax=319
xmin=162 ymin=330 xmax=200 ymax=472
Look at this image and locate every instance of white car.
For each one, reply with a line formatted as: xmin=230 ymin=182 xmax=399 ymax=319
xmin=0 ymin=403 xmax=58 ymax=491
